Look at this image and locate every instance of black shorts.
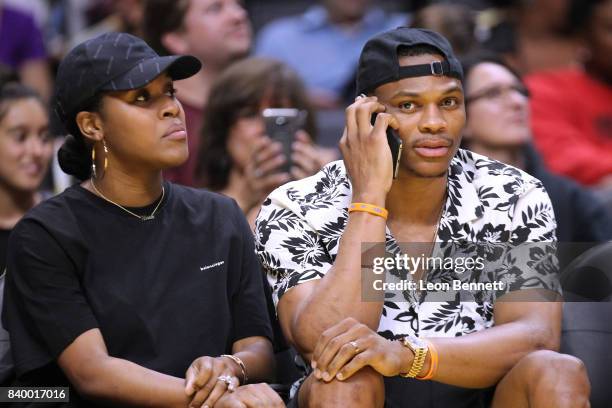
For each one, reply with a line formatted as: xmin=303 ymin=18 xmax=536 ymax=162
xmin=286 ymin=376 xmax=494 ymax=408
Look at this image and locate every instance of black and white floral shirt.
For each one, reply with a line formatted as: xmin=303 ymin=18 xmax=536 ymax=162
xmin=255 ymin=149 xmax=558 ymax=340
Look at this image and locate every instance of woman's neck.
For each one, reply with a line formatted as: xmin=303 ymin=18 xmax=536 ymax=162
xmin=0 ymin=185 xmax=39 ymax=229
xmin=87 ymin=168 xmax=164 ymax=207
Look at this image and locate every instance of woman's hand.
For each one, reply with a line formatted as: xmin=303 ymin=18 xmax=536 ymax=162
xmin=239 ymin=137 xmax=291 ymax=212
xmin=340 ymin=95 xmax=400 ymax=207
xmin=185 ymin=356 xmax=240 ymax=408
xmin=290 ymin=130 xmax=324 ymax=180
xmin=238 ymin=131 xmax=325 ymax=212
xmin=215 ymin=383 xmax=285 ymax=408
xmin=310 ymin=317 xmax=412 ymax=382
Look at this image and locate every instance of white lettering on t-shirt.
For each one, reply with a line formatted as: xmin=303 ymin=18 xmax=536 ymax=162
xmin=200 ymin=261 xmax=225 ymax=271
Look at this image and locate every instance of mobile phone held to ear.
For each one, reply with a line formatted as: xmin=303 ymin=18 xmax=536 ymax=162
xmin=371 ymin=112 xmax=403 ymax=179
xmin=262 ymin=108 xmax=308 ymax=174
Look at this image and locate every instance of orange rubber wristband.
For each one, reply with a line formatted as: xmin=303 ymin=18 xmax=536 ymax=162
xmin=417 ymin=340 xmax=438 ymax=380
xmin=349 ymin=203 xmax=388 ymax=220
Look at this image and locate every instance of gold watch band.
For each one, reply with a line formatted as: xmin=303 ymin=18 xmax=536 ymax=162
xmin=400 ymin=337 xmax=429 ymax=378
xmin=407 ymin=347 xmax=427 ymax=378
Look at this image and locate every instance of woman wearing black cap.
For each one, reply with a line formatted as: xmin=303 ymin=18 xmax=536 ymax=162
xmin=2 ymin=32 xmax=284 ymax=408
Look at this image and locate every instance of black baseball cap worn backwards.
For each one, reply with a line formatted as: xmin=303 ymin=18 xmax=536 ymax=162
xmin=356 ymin=27 xmax=463 ymax=96
xmin=53 ymin=32 xmax=201 ymax=125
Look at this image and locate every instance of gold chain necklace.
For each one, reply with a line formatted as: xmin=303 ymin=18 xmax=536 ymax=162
xmin=90 ymin=179 xmax=164 ymax=221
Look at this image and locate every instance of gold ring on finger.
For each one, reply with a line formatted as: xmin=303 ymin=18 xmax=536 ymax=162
xmin=349 ymin=341 xmax=361 ymax=354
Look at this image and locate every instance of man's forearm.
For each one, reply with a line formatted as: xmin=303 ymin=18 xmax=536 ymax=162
xmin=291 ymin=211 xmax=387 ymax=356
xmin=428 ymin=307 xmax=561 ymax=388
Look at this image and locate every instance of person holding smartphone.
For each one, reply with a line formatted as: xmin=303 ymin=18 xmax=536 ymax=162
xmin=254 ymin=28 xmax=590 ymax=407
xmin=195 ymin=57 xmax=336 ymax=227
xmin=2 ymin=33 xmax=284 ymax=408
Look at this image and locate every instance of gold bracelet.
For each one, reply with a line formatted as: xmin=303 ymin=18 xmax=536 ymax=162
xmin=220 ymin=354 xmax=248 ymax=384
xmin=349 ymin=203 xmax=388 ymax=220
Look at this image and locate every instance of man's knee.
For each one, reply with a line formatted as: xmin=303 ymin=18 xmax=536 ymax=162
xmin=518 ymin=350 xmax=590 ymax=407
xmin=299 ymin=366 xmax=385 ymax=408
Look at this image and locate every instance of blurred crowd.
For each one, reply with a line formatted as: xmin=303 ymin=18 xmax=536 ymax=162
xmin=0 ymin=0 xmax=611 ymax=405
xmin=0 ymin=0 xmax=611 ymax=236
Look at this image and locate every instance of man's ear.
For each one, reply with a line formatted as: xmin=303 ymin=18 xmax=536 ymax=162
xmin=75 ymin=111 xmax=104 ymax=143
xmin=162 ymin=32 xmax=189 ymax=55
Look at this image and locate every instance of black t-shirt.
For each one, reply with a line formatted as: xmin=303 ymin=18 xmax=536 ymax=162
xmin=2 ymin=182 xmax=273 ymax=407
xmin=0 ymin=228 xmax=10 ymax=273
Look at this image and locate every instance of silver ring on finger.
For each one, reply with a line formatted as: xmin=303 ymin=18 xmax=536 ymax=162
xmin=349 ymin=340 xmax=361 ymax=354
xmin=227 ymin=381 xmax=236 ymax=393
xmin=356 ymin=93 xmax=367 ymax=100
xmin=217 ymin=374 xmax=233 ymax=387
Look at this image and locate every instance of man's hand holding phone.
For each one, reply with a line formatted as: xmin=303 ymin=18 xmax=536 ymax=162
xmin=340 ymin=95 xmax=401 ymax=207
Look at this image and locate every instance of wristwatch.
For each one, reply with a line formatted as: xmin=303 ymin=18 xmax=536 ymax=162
xmin=399 ymin=335 xmax=429 ymax=378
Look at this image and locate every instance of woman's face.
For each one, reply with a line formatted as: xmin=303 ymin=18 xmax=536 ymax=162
xmin=226 ymin=93 xmax=292 ymax=170
xmin=464 ymin=62 xmax=531 ymax=148
xmin=0 ymin=98 xmax=53 ymax=192
xmin=226 ymin=112 xmax=266 ymax=170
xmin=98 ymin=73 xmax=189 ymax=172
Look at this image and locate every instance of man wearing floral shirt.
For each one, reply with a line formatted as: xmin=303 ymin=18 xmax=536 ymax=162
xmin=255 ymin=28 xmax=590 ymax=407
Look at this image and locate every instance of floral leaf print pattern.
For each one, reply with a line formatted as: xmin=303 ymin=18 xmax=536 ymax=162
xmin=256 ymin=150 xmax=558 ymax=343
xmin=421 ymin=296 xmax=463 ymax=333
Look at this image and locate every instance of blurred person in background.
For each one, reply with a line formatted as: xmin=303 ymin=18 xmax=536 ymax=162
xmin=0 ymin=82 xmax=53 ymax=386
xmin=69 ymin=0 xmax=145 ymax=49
xmin=255 ymin=0 xmax=405 ymax=109
xmin=195 ymin=57 xmax=333 ymax=227
xmin=143 ymin=0 xmax=252 ymax=186
xmin=410 ymin=2 xmax=477 ymax=57
xmin=0 ymin=82 xmax=53 ymax=277
xmin=0 ymin=3 xmax=52 ymax=100
xmin=461 ymin=52 xmax=612 ymax=242
xmin=480 ymin=0 xmax=581 ymax=74
xmin=525 ymin=0 xmax=612 ymax=207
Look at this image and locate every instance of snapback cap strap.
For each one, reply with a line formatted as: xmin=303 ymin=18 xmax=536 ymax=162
xmin=397 ymin=60 xmax=455 ymax=79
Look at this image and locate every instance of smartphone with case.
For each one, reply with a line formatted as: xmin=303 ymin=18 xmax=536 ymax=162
xmin=262 ymin=108 xmax=307 ymax=174
xmin=371 ymin=113 xmax=403 ymax=179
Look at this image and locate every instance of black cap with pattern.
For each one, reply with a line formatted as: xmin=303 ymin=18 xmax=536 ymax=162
xmin=356 ymin=27 xmax=463 ymax=96
xmin=53 ymin=32 xmax=201 ymax=125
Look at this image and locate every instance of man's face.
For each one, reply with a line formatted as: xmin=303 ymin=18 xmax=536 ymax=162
xmin=181 ymin=0 xmax=251 ymax=68
xmin=373 ymin=54 xmax=466 ymax=179
xmin=587 ymin=0 xmax=612 ymax=79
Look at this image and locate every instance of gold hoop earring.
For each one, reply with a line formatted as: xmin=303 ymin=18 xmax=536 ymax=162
xmin=91 ymin=140 xmax=109 ymax=180
xmin=102 ymin=140 xmax=108 ymax=177
xmin=91 ymin=145 xmax=97 ymax=179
